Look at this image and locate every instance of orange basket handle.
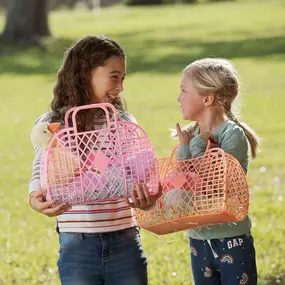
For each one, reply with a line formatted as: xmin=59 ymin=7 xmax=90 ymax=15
xmin=161 ymin=139 xmax=214 ymax=178
xmin=205 ymin=139 xmax=213 ymax=152
xmin=170 ymin=139 xmax=213 ymax=161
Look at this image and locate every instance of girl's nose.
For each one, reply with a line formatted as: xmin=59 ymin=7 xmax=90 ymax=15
xmin=116 ymin=83 xmax=124 ymax=93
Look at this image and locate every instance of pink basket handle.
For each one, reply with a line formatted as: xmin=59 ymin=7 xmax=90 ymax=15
xmin=64 ymin=103 xmax=119 ymax=131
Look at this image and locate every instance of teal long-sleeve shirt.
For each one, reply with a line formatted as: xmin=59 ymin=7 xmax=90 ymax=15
xmin=177 ymin=120 xmax=252 ymax=240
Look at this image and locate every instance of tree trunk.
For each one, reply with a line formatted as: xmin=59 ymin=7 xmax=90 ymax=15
xmin=33 ymin=0 xmax=51 ymax=37
xmin=1 ymin=0 xmax=51 ymax=44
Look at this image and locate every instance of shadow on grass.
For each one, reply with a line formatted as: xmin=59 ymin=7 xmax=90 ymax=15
xmin=0 ymin=32 xmax=284 ymax=76
xmin=0 ymin=37 xmax=74 ymax=75
xmin=121 ymin=34 xmax=285 ymax=74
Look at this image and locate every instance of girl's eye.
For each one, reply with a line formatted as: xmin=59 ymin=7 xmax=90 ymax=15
xmin=112 ymin=76 xmax=118 ymax=80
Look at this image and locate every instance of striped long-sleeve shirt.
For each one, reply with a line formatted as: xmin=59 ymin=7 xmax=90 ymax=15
xmin=29 ymin=111 xmax=138 ymax=233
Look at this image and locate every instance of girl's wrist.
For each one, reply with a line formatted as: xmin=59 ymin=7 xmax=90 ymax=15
xmin=29 ymin=191 xmax=35 ymax=208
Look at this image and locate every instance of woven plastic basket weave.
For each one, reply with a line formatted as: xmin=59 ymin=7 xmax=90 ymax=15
xmin=136 ymin=141 xmax=249 ymax=235
xmin=40 ymin=103 xmax=159 ymax=205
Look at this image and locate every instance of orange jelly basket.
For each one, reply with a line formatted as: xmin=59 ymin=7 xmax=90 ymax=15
xmin=136 ymin=141 xmax=249 ymax=235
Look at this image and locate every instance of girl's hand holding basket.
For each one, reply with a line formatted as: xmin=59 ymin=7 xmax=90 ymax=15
xmin=125 ymin=183 xmax=163 ymax=210
xmin=29 ymin=188 xmax=71 ymax=217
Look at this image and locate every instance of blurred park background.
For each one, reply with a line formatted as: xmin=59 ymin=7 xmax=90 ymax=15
xmin=0 ymin=0 xmax=284 ymax=284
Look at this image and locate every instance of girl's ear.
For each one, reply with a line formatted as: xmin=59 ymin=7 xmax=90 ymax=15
xmin=203 ymin=94 xmax=215 ymax=106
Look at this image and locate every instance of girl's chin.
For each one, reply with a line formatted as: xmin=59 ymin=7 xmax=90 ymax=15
xmin=182 ymin=114 xmax=193 ymax=121
xmin=182 ymin=113 xmax=189 ymax=120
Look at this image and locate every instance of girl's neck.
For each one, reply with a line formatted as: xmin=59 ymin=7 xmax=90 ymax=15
xmin=197 ymin=109 xmax=227 ymax=134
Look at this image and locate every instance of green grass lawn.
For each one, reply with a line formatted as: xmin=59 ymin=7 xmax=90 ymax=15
xmin=0 ymin=0 xmax=285 ymax=284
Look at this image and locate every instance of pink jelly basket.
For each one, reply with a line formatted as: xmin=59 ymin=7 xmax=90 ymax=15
xmin=135 ymin=141 xmax=249 ymax=235
xmin=40 ymin=103 xmax=159 ymax=205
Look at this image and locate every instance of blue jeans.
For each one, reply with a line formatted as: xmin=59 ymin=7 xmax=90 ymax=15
xmin=57 ymin=227 xmax=148 ymax=285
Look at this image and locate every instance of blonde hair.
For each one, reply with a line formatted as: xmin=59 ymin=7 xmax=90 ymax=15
xmin=181 ymin=58 xmax=259 ymax=159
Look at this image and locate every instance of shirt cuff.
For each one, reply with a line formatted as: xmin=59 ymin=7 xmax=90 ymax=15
xmin=177 ymin=144 xmax=191 ymax=160
xmin=28 ymin=180 xmax=40 ymax=195
xmin=189 ymin=137 xmax=207 ymax=158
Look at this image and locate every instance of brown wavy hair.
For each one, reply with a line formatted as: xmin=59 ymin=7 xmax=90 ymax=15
xmin=49 ymin=35 xmax=126 ymax=131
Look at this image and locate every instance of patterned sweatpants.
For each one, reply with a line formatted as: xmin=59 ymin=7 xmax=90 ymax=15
xmin=190 ymin=234 xmax=257 ymax=285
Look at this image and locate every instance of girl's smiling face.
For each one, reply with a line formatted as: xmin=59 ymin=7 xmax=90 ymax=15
xmin=90 ymin=56 xmax=126 ymax=104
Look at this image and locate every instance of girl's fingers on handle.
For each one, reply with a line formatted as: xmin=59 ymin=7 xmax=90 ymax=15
xmin=29 ymin=189 xmax=72 ymax=216
xmin=29 ymin=188 xmax=47 ymax=206
xmin=206 ymin=133 xmax=218 ymax=144
xmin=199 ymin=132 xmax=218 ymax=144
xmin=130 ymin=187 xmax=140 ymax=208
xmin=141 ymin=184 xmax=162 ymax=209
xmin=42 ymin=203 xmax=71 ymax=217
xmin=156 ymin=182 xmax=163 ymax=199
xmin=125 ymin=183 xmax=163 ymax=210
xmin=125 ymin=185 xmax=149 ymax=209
xmin=37 ymin=199 xmax=58 ymax=212
xmin=209 ymin=134 xmax=218 ymax=144
xmin=137 ymin=184 xmax=147 ymax=202
xmin=142 ymin=185 xmax=156 ymax=206
xmin=125 ymin=197 xmax=133 ymax=208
